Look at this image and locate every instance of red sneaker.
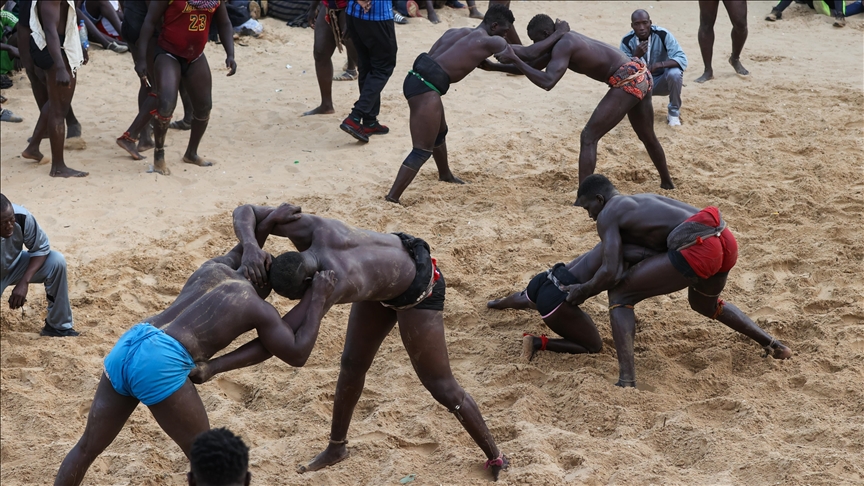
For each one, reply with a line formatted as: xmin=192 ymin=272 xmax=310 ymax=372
xmin=363 ymin=121 xmax=390 ymax=136
xmin=340 ymin=117 xmax=369 ymax=143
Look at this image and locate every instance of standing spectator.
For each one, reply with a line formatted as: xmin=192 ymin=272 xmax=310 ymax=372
xmin=695 ymin=0 xmax=749 ymax=83
xmin=187 ymin=428 xmax=251 ymax=486
xmin=621 ymin=9 xmax=687 ymax=126
xmin=1 ymin=194 xmax=78 ymax=337
xmin=339 ymin=0 xmax=396 ymax=143
xmin=302 ymin=0 xmax=359 ymax=116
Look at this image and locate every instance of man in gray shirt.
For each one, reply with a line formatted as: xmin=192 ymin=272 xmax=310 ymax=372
xmin=0 ymin=193 xmax=77 ymax=336
xmin=621 ymin=9 xmax=687 ymax=126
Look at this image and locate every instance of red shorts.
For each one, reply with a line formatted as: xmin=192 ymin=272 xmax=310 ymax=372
xmin=676 ymin=207 xmax=738 ymax=279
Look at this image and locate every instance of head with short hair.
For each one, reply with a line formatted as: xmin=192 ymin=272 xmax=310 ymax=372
xmin=482 ymin=3 xmax=514 ymax=36
xmin=630 ymin=9 xmax=652 ymax=41
xmin=187 ymin=428 xmax=251 ymax=486
xmin=574 ymin=174 xmax=619 ymax=221
xmin=0 ymin=194 xmax=14 ymax=239
xmin=269 ymin=251 xmax=312 ymax=299
xmin=527 ymin=14 xmax=554 ymax=43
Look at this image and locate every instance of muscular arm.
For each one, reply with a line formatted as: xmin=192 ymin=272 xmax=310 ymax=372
xmin=38 ymin=2 xmax=65 ymax=71
xmin=136 ymin=0 xmax=168 ymax=74
xmin=577 ymin=216 xmax=624 ymax=299
xmin=214 ymin=2 xmax=236 ymax=75
xmin=508 ymin=41 xmax=571 ymax=91
xmin=510 ymin=29 xmax=566 ymax=62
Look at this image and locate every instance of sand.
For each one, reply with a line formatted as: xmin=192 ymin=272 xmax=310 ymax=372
xmin=1 ymin=1 xmax=863 ymax=484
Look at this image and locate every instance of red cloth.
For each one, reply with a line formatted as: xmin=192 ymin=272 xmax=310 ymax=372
xmin=679 ymin=207 xmax=738 ymax=279
xmin=323 ymin=0 xmax=349 ymax=9
xmin=157 ymin=0 xmax=219 ymax=62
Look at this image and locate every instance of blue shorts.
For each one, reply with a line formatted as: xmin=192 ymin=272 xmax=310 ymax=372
xmin=103 ymin=323 xmax=195 ymax=406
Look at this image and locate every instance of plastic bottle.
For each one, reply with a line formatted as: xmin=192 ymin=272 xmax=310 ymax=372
xmin=78 ymin=20 xmax=89 ymax=50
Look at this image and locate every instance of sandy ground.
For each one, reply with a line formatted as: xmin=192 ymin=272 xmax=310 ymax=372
xmin=2 ymin=1 xmax=863 ymax=484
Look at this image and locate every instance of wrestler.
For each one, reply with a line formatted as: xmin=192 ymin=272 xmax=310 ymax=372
xmin=20 ymin=0 xmax=88 ymax=177
xmin=136 ymin=0 xmax=237 ymax=175
xmin=488 ymin=243 xmax=657 ymax=361
xmin=695 ymin=0 xmax=749 ymax=83
xmin=567 ymin=174 xmax=792 ymax=388
xmin=384 ymin=4 xmax=565 ymax=204
xmin=53 ymin=240 xmax=337 ymax=486
xmin=496 ymin=14 xmax=675 ymax=190
xmin=115 ymin=0 xmax=156 ymax=160
xmin=227 ymin=203 xmax=508 ymax=479
xmin=302 ymin=0 xmax=359 ymax=116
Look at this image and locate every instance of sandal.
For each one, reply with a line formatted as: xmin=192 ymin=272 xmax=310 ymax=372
xmin=333 ymin=69 xmax=358 ymax=81
xmin=169 ymin=119 xmax=192 ymax=130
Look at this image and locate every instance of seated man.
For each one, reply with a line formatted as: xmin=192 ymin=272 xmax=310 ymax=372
xmin=81 ymin=0 xmax=128 ymax=51
xmin=187 ymin=428 xmax=251 ymax=486
xmin=1 ymin=193 xmax=78 ymax=336
xmin=228 ymin=203 xmax=508 ymax=479
xmin=567 ymin=175 xmax=792 ymax=388
xmin=53 ymin=238 xmax=337 ymax=485
xmin=488 ymin=243 xmax=657 ymax=360
xmin=621 ymin=9 xmax=687 ymax=126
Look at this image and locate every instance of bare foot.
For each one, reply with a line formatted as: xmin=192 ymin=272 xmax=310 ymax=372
xmin=487 ymin=291 xmax=533 ymax=310
xmin=729 ymin=57 xmax=749 ymax=76
xmin=302 ymin=105 xmax=335 ymax=116
xmin=694 ymin=70 xmax=714 ymax=83
xmin=297 ymin=442 xmax=348 ymax=473
xmin=22 ymin=148 xmax=48 ymax=164
xmin=50 ymin=165 xmax=89 ymax=177
xmin=488 ymin=454 xmax=509 ymax=481
xmin=440 ymin=174 xmax=465 ymax=184
xmin=150 ymin=149 xmax=171 ymax=175
xmin=137 ymin=138 xmax=155 ymax=152
xmin=766 ymin=340 xmax=793 ymax=359
xmin=183 ymin=154 xmax=214 ymax=167
xmin=116 ymin=137 xmax=146 ymax=160
xmin=615 ymin=379 xmax=636 ymax=388
xmin=64 ymin=137 xmax=87 ymax=150
xmin=468 ymin=7 xmax=483 ymax=19
xmin=522 ymin=335 xmax=539 ymax=362
xmin=66 ymin=122 xmax=82 ymax=139
xmin=384 ymin=195 xmax=401 ymax=204
xmin=660 ymin=179 xmax=675 ymax=190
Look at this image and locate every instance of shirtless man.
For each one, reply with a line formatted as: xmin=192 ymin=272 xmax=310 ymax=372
xmin=302 ymin=0 xmax=359 ymax=116
xmin=136 ymin=0 xmax=237 ymax=175
xmin=53 ymin=240 xmax=336 ymax=486
xmin=487 ymin=243 xmax=656 ymax=361
xmin=20 ymin=0 xmax=88 ymax=177
xmin=496 ymin=14 xmax=674 ymax=190
xmin=695 ymin=0 xmax=749 ymax=83
xmin=567 ymin=174 xmax=792 ymax=388
xmin=384 ymin=4 xmax=567 ymax=204
xmin=229 ymin=203 xmax=508 ymax=479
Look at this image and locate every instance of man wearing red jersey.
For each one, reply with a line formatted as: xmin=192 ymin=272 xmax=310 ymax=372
xmin=136 ymin=0 xmax=237 ymax=175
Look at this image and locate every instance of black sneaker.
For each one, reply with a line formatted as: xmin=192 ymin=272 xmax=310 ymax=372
xmin=40 ymin=324 xmax=80 ymax=337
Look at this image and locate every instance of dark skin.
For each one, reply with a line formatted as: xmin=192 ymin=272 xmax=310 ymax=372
xmin=20 ymin=1 xmax=88 ymax=177
xmin=188 ymin=471 xmax=251 ymax=486
xmin=0 ymin=205 xmax=47 ymax=309
xmin=488 ymin=243 xmax=657 ymax=360
xmin=630 ymin=9 xmax=681 ymax=74
xmin=496 ymin=20 xmax=675 ymax=190
xmin=136 ymin=0 xmax=237 ymax=175
xmin=384 ymin=17 xmax=568 ymax=204
xmin=228 ymin=203 xmax=508 ymax=480
xmin=568 ymin=184 xmax=792 ymax=388
xmin=84 ymin=0 xmax=124 ymax=36
xmin=53 ymin=244 xmax=336 ymax=486
xmin=695 ymin=0 xmax=749 ymax=83
xmin=117 ymin=0 xmax=158 ymax=160
xmin=302 ymin=1 xmax=359 ymax=116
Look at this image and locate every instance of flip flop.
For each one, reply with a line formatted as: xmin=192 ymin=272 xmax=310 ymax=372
xmin=333 ymin=69 xmax=358 ymax=81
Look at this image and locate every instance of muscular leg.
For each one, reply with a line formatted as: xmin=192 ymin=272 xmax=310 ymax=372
xmin=696 ymin=0 xmax=719 ymax=83
xmin=385 ymin=92 xmax=444 ymax=204
xmin=148 ymin=380 xmax=211 ymax=456
xmin=298 ymin=301 xmax=397 ymax=473
xmin=723 ymin=0 xmax=750 ymax=76
xmin=181 ymin=55 xmax=215 ymax=168
xmin=118 ymin=37 xmax=157 ymax=159
xmin=86 ymin=0 xmax=123 ymax=35
xmin=431 ymin=109 xmax=462 ymax=184
xmin=304 ymin=7 xmax=339 ymax=116
xmin=152 ymin=54 xmax=182 ymax=175
xmin=46 ymin=58 xmax=87 ymax=178
xmin=627 ymin=94 xmax=674 ymax=190
xmin=54 ymin=375 xmax=139 ymax=486
xmin=398 ymin=308 xmax=506 ymax=480
xmin=577 ymin=88 xmax=638 ymax=185
xmin=689 ymin=274 xmax=791 ymax=358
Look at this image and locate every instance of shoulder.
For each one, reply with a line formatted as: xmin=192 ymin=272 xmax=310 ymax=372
xmin=11 ymin=204 xmax=32 ymax=228
xmin=652 ymin=25 xmax=672 ymax=41
xmin=621 ymin=30 xmax=636 ymax=44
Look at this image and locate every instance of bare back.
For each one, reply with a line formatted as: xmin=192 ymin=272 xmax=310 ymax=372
xmin=602 ymin=194 xmax=699 ymax=251
xmin=428 ymin=27 xmax=508 ymax=83
xmin=145 ymin=262 xmax=271 ymax=361
xmin=555 ymin=32 xmax=632 ymax=82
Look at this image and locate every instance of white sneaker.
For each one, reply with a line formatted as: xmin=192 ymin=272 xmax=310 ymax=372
xmin=667 ymin=115 xmax=681 ymax=127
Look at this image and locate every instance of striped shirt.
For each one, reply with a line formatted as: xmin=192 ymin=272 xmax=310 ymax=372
xmin=345 ymin=0 xmax=393 ymax=21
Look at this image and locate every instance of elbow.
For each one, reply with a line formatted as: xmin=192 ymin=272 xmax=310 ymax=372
xmin=287 ymin=355 xmax=309 ymax=368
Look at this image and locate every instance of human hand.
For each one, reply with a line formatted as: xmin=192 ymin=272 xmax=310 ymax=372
xmin=554 ymin=19 xmax=570 ymax=34
xmin=357 ymin=0 xmax=371 ymax=13
xmin=241 ymin=245 xmax=271 ymax=288
xmin=269 ymin=203 xmax=302 ymax=225
xmin=312 ymin=270 xmax=337 ymax=298
xmin=134 ymin=59 xmax=148 ymax=83
xmin=563 ymin=284 xmax=588 ymax=306
xmin=307 ymin=6 xmax=318 ymax=28
xmin=82 ymin=47 xmax=89 ymax=65
xmin=54 ymin=69 xmax=71 ymax=87
xmin=188 ymin=361 xmax=214 ymax=384
xmin=8 ymin=282 xmax=28 ymax=309
xmin=478 ymin=59 xmax=491 ymax=71
xmin=225 ymin=57 xmax=237 ymax=76
xmin=494 ymin=44 xmax=516 ymax=64
xmin=633 ymin=40 xmax=649 ymax=58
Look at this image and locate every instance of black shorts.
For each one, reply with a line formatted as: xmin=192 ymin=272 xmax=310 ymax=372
xmin=29 ymin=36 xmax=65 ymax=71
xmin=413 ymin=273 xmax=446 ymax=311
xmin=154 ymin=45 xmax=202 ymax=76
xmin=526 ymin=263 xmax=579 ymax=318
xmin=381 ymin=233 xmax=445 ymax=312
xmin=403 ymin=52 xmax=450 ymax=100
xmin=120 ymin=4 xmax=147 ymax=45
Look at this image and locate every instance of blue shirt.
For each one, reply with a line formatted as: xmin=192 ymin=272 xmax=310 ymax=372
xmin=346 ymin=0 xmax=393 ymax=21
xmin=620 ymin=25 xmax=688 ymax=76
